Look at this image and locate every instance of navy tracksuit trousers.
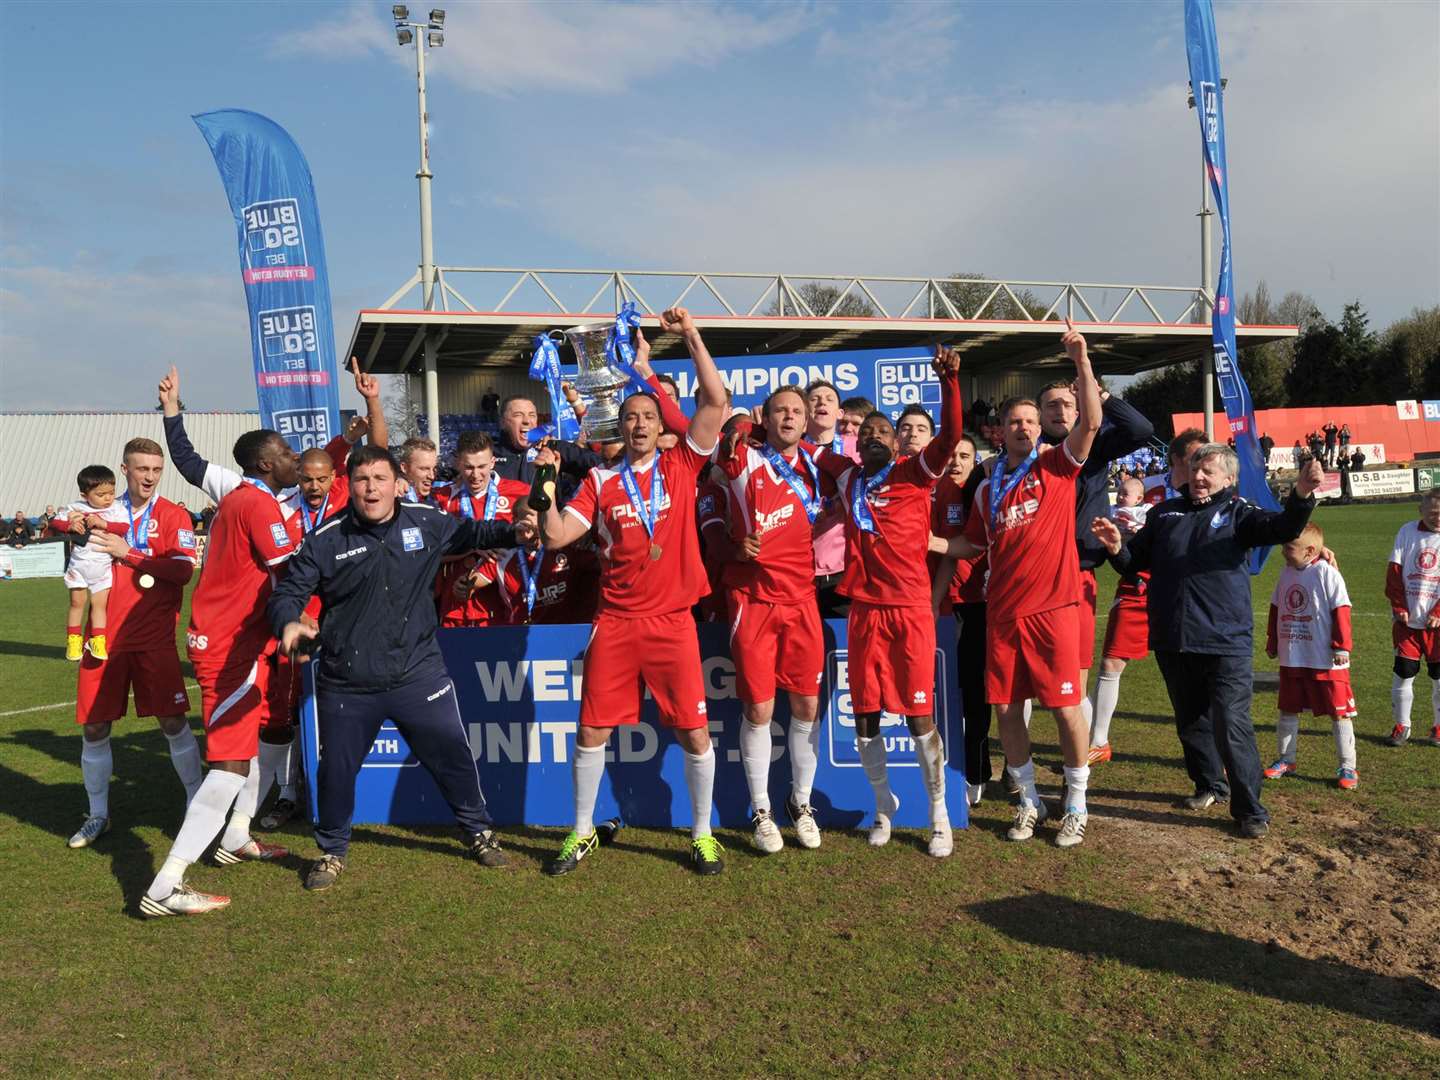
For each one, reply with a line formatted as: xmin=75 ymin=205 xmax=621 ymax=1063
xmin=314 ymin=674 xmax=493 ymax=856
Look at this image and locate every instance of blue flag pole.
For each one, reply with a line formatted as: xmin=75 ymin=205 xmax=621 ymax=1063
xmin=1184 ymin=0 xmax=1280 ymax=573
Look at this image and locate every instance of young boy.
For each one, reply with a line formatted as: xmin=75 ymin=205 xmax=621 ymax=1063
xmin=52 ymin=465 xmax=131 ymax=661
xmin=1385 ymin=490 xmax=1440 ymax=747
xmin=1264 ymin=522 xmax=1358 ymax=788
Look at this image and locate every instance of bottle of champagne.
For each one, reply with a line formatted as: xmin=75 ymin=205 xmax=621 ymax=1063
xmin=528 ymin=463 xmax=557 ymax=512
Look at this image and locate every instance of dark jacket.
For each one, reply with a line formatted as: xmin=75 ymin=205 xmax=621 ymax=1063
xmin=1111 ymin=484 xmax=1315 ymax=656
xmin=268 ymin=501 xmax=515 ymax=693
xmin=1042 ymin=395 xmax=1155 ymax=570
xmin=492 ymin=435 xmax=601 ymax=485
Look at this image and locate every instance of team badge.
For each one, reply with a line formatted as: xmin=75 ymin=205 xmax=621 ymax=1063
xmin=270 ymin=523 xmax=292 ymax=548
xmin=554 ymin=553 xmax=568 ymax=570
xmin=401 ymin=527 xmax=424 ymax=552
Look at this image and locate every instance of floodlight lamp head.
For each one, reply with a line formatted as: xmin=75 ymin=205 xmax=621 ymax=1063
xmin=429 ymin=9 xmax=446 ymax=26
xmin=427 ymin=30 xmax=444 ymax=47
xmin=393 ymin=5 xmax=409 ymax=21
xmin=396 ymin=27 xmax=413 ymax=46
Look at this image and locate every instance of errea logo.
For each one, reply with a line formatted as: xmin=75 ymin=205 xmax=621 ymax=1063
xmin=1060 ymin=681 xmax=1074 ymax=696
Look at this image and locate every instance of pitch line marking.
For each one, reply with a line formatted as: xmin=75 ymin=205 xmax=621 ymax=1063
xmin=0 ymin=681 xmax=200 ymax=719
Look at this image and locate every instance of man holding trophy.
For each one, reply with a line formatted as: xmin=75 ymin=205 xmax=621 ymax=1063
xmin=534 ymin=306 xmax=731 ymax=877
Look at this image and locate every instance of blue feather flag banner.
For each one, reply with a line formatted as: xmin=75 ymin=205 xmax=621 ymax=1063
xmin=193 ymin=109 xmax=341 ymax=451
xmin=1184 ymin=0 xmax=1280 ymax=572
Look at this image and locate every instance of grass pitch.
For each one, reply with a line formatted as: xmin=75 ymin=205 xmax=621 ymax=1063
xmin=1 ymin=500 xmax=1437 ymax=1076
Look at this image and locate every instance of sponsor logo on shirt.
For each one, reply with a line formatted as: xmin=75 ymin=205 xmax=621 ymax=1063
xmin=1060 ymin=681 xmax=1074 ymax=696
xmin=1420 ymin=549 xmax=1438 ymax=572
xmin=945 ymin=504 xmax=963 ymax=525
xmin=402 ymin=527 xmax=424 ymax=552
xmin=270 ymin=522 xmax=292 ymax=548
xmin=1285 ymin=585 xmax=1308 ymax=612
xmin=336 ymin=545 xmax=369 ymax=561
xmin=754 ymin=503 xmax=795 ymax=535
xmin=177 ymin=529 xmax=197 ymax=549
xmin=186 ymin=632 xmax=209 ymax=651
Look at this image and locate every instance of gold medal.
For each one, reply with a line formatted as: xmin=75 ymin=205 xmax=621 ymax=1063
xmin=650 ymin=543 xmax=663 ymax=561
xmin=138 ymin=573 xmax=156 ymax=590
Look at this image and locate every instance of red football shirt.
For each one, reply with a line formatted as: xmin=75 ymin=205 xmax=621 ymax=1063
xmin=963 ymin=443 xmax=1084 ymax=623
xmin=435 ymin=477 xmax=529 ymax=624
xmin=187 ymin=482 xmax=294 ymax=664
xmin=441 ymin=477 xmax=530 ymax=522
xmin=564 ymin=435 xmax=715 ymax=618
xmin=96 ymin=496 xmax=198 ymax=653
xmin=932 ymin=475 xmax=987 ymax=607
xmin=719 ymin=443 xmax=823 ymax=604
xmin=482 ymin=546 xmax=600 ymax=624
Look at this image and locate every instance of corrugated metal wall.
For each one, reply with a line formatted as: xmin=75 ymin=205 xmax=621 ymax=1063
xmin=1 ymin=412 xmax=261 ymax=516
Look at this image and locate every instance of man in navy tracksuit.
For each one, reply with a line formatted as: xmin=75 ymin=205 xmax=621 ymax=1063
xmin=1093 ymin=444 xmax=1324 ymax=838
xmin=268 ymin=445 xmax=517 ymax=891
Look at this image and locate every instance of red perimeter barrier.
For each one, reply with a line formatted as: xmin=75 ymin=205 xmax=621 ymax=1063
xmin=1172 ymin=405 xmax=1440 ymax=462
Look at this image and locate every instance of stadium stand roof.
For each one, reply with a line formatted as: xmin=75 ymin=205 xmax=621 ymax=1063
xmin=349 ymin=268 xmax=1298 ymax=379
xmin=0 ymin=412 xmax=260 ymax=516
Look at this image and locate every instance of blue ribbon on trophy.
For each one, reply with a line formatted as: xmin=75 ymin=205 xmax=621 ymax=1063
xmin=529 ymin=332 xmax=582 ymax=443
xmin=605 ymin=301 xmax=653 ymax=399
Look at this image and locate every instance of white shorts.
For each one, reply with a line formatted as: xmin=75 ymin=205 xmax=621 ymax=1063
xmin=65 ymin=557 xmax=112 ymax=593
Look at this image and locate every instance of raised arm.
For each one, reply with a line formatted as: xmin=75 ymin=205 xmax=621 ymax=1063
xmin=159 ymin=364 xmax=238 ymax=499
xmin=919 ymin=345 xmax=964 ymax=476
xmin=662 ymin=307 xmax=725 ymax=451
xmin=351 ymin=357 xmax=389 ymax=449
xmin=1089 ymin=393 xmax=1155 ymax=463
xmin=1063 ymin=320 xmax=1101 ymax=465
xmin=632 ymin=328 xmax=690 ymax=436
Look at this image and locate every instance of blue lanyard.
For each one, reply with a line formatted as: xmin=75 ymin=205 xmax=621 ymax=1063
xmin=831 ymin=436 xmax=844 ymax=455
xmin=988 ymin=448 xmax=1039 ymax=530
xmin=517 ymin=546 xmax=544 ymax=618
xmin=299 ymin=492 xmax=330 ymax=534
xmin=761 ymin=444 xmax=822 ymax=524
xmin=122 ymin=491 xmax=154 ymax=552
xmin=460 ymin=475 xmax=498 ymax=521
xmin=619 ymin=457 xmax=664 ymax=539
xmin=850 ymin=462 xmax=894 ymax=534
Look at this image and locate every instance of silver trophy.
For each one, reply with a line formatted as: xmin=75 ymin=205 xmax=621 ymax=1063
xmin=563 ymin=320 xmax=633 ymax=444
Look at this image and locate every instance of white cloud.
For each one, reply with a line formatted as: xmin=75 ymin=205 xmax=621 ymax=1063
xmin=282 ymin=0 xmax=811 ymax=96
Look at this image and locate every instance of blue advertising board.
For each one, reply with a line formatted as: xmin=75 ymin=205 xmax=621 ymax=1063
xmin=298 ymin=619 xmax=968 ymax=833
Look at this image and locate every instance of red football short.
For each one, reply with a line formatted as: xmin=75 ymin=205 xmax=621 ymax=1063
xmin=1278 ymin=670 xmax=1357 ymax=720
xmin=262 ymin=648 xmax=297 ymax=732
xmin=987 ymin=604 xmax=1083 ymax=708
xmin=1103 ymin=588 xmax=1150 ymax=662
xmin=847 ymin=601 xmax=936 ymax=716
xmin=75 ymin=648 xmax=188 ymax=726
xmin=1393 ymin=623 xmax=1440 ymax=663
xmin=580 ymin=609 xmax=708 ymax=730
xmin=193 ymin=656 xmax=271 ymax=763
xmin=1076 ymin=568 xmax=1098 ymax=670
xmin=727 ymin=591 xmax=824 ymax=704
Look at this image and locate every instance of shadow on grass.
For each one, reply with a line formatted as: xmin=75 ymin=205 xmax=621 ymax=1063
xmin=969 ymin=892 xmax=1440 ymax=1037
xmin=0 ymin=638 xmax=71 ymax=660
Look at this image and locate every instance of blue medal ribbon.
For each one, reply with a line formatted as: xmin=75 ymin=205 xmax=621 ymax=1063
xmin=761 ymin=444 xmax=822 ymax=524
xmin=831 ymin=436 xmax=845 ymax=455
xmin=528 ymin=334 xmax=581 ymax=442
xmin=605 ymin=301 xmax=654 ymax=399
xmin=460 ymin=474 xmax=499 ymax=522
xmin=988 ymin=448 xmax=1039 ymax=530
xmin=849 ymin=462 xmax=894 ymax=534
xmin=619 ymin=457 xmax=665 ymax=543
xmin=516 ymin=546 xmax=544 ymax=620
xmin=121 ymin=491 xmax=154 ymax=552
xmin=299 ymin=491 xmax=330 ymax=534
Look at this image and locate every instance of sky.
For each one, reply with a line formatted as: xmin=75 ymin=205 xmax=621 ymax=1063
xmin=1 ymin=0 xmax=1436 ymax=411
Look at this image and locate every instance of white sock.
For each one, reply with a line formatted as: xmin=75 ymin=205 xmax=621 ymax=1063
xmin=856 ymin=735 xmax=896 ymax=816
xmin=1062 ymin=765 xmax=1089 ymax=815
xmin=219 ymin=757 xmax=261 ymax=851
xmin=684 ymin=746 xmax=716 ymax=839
xmin=1276 ymin=713 xmax=1300 ymax=763
xmin=1007 ymin=758 xmax=1040 ymax=809
xmin=146 ymin=769 xmax=245 ymax=900
xmin=1333 ymin=719 xmax=1357 ymax=770
xmin=572 ymin=743 xmax=606 ymax=837
xmin=163 ymin=725 xmax=203 ymax=804
xmin=1091 ymin=670 xmax=1121 ymax=747
xmin=259 ymin=738 xmax=291 ymax=804
xmin=1392 ymin=674 xmax=1415 ymax=729
xmin=787 ymin=720 xmax=820 ymax=807
xmin=80 ymin=736 xmax=111 ymax=818
xmin=739 ymin=721 xmax=773 ymax=814
xmin=914 ymin=728 xmax=947 ymax=818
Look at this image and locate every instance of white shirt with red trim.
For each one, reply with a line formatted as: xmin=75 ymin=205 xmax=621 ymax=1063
xmin=964 ymin=443 xmax=1084 ymax=623
xmin=1391 ymin=520 xmax=1440 ymax=629
xmin=187 ymin=482 xmax=294 ymax=663
xmin=1271 ymin=559 xmax=1351 ymax=672
xmin=719 ymin=444 xmax=822 ymax=604
xmin=564 ymin=436 xmax=715 ymax=618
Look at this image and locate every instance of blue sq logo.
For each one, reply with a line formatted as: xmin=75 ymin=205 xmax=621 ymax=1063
xmin=824 ymin=647 xmax=949 ymax=767
xmin=401 ymin=527 xmax=424 ymax=552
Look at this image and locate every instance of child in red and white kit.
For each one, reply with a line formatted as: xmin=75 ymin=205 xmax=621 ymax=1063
xmin=1264 ymin=522 xmax=1359 ymax=789
xmin=51 ymin=465 xmax=132 ymax=662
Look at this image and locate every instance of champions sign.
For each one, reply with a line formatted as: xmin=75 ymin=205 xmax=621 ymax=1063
xmin=194 ymin=110 xmax=341 ymax=450
xmin=297 ymin=621 xmax=968 ymax=832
